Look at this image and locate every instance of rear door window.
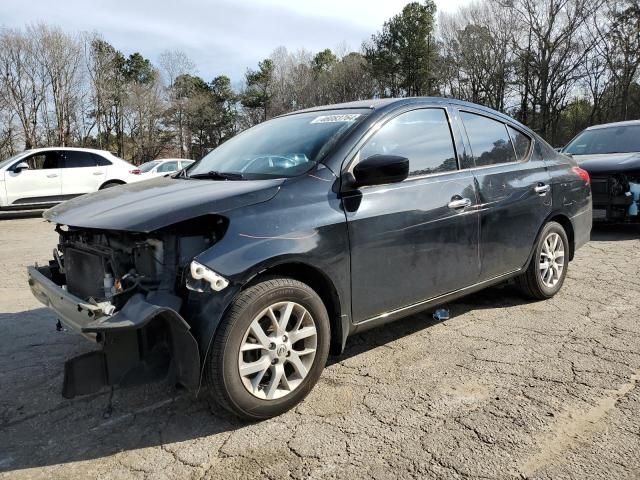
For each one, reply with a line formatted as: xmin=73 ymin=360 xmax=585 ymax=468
xmin=93 ymin=154 xmax=112 ymax=166
xmin=360 ymin=108 xmax=458 ymax=177
xmin=63 ymin=151 xmax=97 ymax=168
xmin=507 ymin=126 xmax=532 ymax=161
xmin=461 ymin=112 xmax=516 ymax=167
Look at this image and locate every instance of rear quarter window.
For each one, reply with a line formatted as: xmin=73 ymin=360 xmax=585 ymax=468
xmin=461 ymin=112 xmax=516 ymax=167
xmin=507 ymin=126 xmax=532 ymax=161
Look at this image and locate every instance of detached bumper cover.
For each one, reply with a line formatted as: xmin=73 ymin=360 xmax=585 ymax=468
xmin=28 ymin=265 xmax=200 ymax=397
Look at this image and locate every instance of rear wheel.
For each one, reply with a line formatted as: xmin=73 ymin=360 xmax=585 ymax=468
xmin=517 ymin=221 xmax=569 ymax=299
xmin=206 ymin=278 xmax=330 ymax=420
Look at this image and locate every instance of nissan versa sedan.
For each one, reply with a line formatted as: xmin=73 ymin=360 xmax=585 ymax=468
xmin=562 ymin=120 xmax=640 ymax=222
xmin=27 ymin=98 xmax=592 ymax=419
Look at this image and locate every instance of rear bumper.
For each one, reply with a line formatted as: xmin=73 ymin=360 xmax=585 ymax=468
xmin=572 ymin=207 xmax=592 ymax=253
xmin=28 ymin=264 xmax=200 ymax=397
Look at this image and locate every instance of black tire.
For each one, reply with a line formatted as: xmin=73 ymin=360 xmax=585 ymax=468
xmin=206 ymin=277 xmax=330 ymax=420
xmin=100 ymin=181 xmax=124 ymax=189
xmin=517 ymin=221 xmax=569 ymax=300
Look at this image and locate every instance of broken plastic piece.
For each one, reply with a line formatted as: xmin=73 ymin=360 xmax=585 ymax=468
xmin=189 ymin=261 xmax=229 ymax=292
xmin=433 ymin=308 xmax=450 ymax=321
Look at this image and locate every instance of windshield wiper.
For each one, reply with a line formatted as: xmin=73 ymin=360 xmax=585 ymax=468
xmin=188 ymin=170 xmax=244 ymax=180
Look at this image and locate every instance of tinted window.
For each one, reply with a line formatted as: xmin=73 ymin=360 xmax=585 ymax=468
xmin=93 ymin=153 xmax=112 ymax=166
xmin=22 ymin=152 xmax=60 ymax=170
xmin=157 ymin=161 xmax=179 ymax=173
xmin=507 ymin=126 xmax=532 ymax=161
xmin=563 ymin=125 xmax=640 ymax=155
xmin=64 ymin=151 xmax=96 ymax=168
xmin=461 ymin=112 xmax=516 ymax=167
xmin=360 ymin=109 xmax=458 ymax=176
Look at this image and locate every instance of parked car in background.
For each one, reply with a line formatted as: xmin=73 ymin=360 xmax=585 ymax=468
xmin=562 ymin=120 xmax=640 ymax=222
xmin=133 ymin=158 xmax=195 ymax=178
xmin=0 ymin=147 xmax=140 ymax=210
xmin=28 ymin=98 xmax=591 ymax=420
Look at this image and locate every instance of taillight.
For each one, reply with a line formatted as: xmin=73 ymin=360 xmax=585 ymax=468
xmin=572 ymin=166 xmax=590 ymax=185
xmin=130 ymin=169 xmax=141 ymax=175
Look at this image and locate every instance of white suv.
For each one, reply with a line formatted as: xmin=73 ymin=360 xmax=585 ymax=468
xmin=0 ymin=147 xmax=140 ymax=210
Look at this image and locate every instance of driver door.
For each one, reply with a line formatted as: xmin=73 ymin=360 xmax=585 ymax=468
xmin=5 ymin=151 xmax=62 ymax=206
xmin=344 ymin=107 xmax=480 ymax=322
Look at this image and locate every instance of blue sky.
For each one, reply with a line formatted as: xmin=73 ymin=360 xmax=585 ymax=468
xmin=2 ymin=0 xmax=472 ymax=82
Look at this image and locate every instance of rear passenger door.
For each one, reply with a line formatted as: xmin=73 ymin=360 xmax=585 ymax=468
xmin=60 ymin=151 xmax=107 ymax=196
xmin=345 ymin=107 xmax=480 ymax=322
xmin=457 ymin=109 xmax=552 ymax=280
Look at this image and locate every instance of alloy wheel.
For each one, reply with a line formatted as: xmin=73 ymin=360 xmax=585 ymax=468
xmin=539 ymin=232 xmax=565 ymax=288
xmin=238 ymin=301 xmax=318 ymax=400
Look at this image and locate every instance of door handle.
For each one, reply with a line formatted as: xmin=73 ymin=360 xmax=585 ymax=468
xmin=448 ymin=197 xmax=472 ymax=210
xmin=46 ymin=174 xmax=58 ymax=178
xmin=534 ymin=183 xmax=551 ymax=195
xmin=92 ymin=171 xmax=103 ymax=175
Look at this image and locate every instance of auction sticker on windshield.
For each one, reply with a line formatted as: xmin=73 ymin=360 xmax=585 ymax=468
xmin=310 ymin=114 xmax=362 ymax=124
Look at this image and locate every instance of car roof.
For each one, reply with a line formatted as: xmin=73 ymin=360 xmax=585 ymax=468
xmin=286 ymin=97 xmax=534 ymax=137
xmin=18 ymin=147 xmax=118 ymax=156
xmin=585 ymin=119 xmax=640 ymax=130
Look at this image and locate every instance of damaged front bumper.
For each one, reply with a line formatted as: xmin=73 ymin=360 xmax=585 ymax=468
xmin=28 ymin=264 xmax=200 ymax=398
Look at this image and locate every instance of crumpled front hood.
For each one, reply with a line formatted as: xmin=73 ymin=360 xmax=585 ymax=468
xmin=44 ymin=176 xmax=283 ymax=232
xmin=575 ymin=152 xmax=640 ymax=174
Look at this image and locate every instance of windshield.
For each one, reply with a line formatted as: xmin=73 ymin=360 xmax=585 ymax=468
xmin=187 ymin=109 xmax=368 ymax=179
xmin=139 ymin=160 xmax=161 ymax=172
xmin=564 ymin=125 xmax=640 ymax=155
xmin=0 ymin=152 xmax=26 ymax=170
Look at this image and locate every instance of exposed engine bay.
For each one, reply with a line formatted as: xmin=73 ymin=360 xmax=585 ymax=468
xmin=54 ymin=216 xmax=228 ymax=306
xmin=590 ymin=172 xmax=640 ymax=222
xmin=30 ymin=215 xmax=229 ymax=398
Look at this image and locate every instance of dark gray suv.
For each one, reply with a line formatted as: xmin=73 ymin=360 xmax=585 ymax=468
xmin=28 ymin=98 xmax=592 ymax=419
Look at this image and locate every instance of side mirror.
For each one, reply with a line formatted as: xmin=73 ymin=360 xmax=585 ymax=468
xmin=13 ymin=162 xmax=29 ymax=172
xmin=554 ymin=147 xmax=563 ymax=153
xmin=352 ymin=154 xmax=409 ymax=188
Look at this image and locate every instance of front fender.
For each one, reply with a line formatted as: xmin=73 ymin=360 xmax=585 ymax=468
xmin=186 ymin=171 xmax=351 ymax=378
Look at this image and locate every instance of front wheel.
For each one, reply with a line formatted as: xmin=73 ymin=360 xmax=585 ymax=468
xmin=516 ymin=221 xmax=569 ymax=300
xmin=206 ymin=278 xmax=330 ymax=420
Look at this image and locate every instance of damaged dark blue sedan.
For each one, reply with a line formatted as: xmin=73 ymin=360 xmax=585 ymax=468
xmin=28 ymin=98 xmax=592 ymax=419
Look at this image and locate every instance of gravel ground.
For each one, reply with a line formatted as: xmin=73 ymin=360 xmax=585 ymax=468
xmin=0 ymin=216 xmax=639 ymax=479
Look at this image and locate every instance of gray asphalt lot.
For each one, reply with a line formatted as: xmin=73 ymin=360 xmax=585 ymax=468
xmin=0 ymin=217 xmax=639 ymax=479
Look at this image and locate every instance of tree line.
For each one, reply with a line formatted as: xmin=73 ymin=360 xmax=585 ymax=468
xmin=1 ymin=0 xmax=638 ymax=163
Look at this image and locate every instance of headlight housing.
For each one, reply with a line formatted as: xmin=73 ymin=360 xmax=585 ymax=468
xmin=186 ymin=261 xmax=229 ymax=292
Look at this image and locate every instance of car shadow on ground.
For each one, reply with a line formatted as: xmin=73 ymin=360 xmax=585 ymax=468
xmin=0 ymin=283 xmax=531 ymax=473
xmin=591 ymin=223 xmax=639 ymax=241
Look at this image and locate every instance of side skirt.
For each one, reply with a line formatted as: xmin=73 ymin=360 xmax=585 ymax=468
xmin=350 ymin=269 xmax=522 ymax=335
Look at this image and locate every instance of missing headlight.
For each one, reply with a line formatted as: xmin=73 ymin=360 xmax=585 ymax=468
xmin=186 ymin=261 xmax=229 ymax=292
